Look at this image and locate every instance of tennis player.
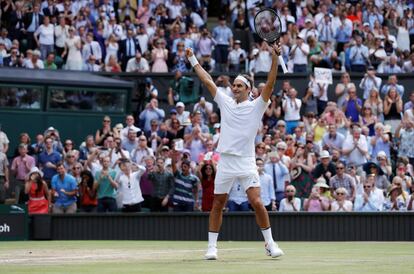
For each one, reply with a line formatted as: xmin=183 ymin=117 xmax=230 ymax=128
xmin=186 ymin=44 xmax=284 ymax=260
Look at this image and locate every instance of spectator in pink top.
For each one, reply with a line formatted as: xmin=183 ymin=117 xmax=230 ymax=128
xmin=11 ymin=144 xmax=36 ymax=203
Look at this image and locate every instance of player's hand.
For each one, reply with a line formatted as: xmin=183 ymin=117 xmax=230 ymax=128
xmin=185 ymin=48 xmax=194 ymax=58
xmin=271 ymin=42 xmax=281 ymax=56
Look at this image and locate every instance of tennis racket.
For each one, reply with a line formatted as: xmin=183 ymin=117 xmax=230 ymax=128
xmin=254 ymin=8 xmax=288 ymax=73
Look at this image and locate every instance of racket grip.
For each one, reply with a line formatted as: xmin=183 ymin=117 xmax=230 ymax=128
xmin=278 ymin=55 xmax=288 ymax=74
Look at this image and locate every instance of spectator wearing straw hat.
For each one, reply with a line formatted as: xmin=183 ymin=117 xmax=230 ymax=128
xmin=303 ymin=178 xmax=331 ymax=212
xmin=383 ymin=184 xmax=406 ymax=211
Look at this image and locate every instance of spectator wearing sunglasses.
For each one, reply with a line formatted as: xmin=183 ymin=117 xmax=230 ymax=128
xmin=331 ymin=187 xmax=353 ymax=212
xmin=354 ymin=174 xmax=383 ymax=212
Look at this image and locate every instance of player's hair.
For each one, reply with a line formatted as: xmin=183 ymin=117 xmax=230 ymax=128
xmin=238 ymin=74 xmax=254 ymax=90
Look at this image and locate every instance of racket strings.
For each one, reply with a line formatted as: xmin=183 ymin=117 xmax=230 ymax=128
xmin=254 ymin=10 xmax=282 ymax=43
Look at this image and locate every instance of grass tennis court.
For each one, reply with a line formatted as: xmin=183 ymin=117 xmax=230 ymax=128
xmin=1 ymin=241 xmax=413 ymax=274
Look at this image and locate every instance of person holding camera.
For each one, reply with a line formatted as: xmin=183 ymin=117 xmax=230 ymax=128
xmin=279 ymin=185 xmax=301 ymax=212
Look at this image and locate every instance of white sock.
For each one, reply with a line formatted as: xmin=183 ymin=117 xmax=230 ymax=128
xmin=208 ymin=232 xmax=219 ymax=247
xmin=261 ymin=227 xmax=274 ymax=244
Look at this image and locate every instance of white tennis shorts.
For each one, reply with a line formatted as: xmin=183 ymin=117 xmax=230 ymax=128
xmin=214 ymin=153 xmax=260 ymax=194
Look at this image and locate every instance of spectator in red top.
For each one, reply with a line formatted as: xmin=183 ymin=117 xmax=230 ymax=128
xmin=79 ymin=170 xmax=97 ymax=212
xmin=25 ymin=167 xmax=50 ymax=214
xmin=198 ymin=161 xmax=216 ymax=212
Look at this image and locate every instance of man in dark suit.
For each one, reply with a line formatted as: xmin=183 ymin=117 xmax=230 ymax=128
xmin=119 ymin=28 xmax=141 ymax=71
xmin=42 ymin=0 xmax=60 ymax=18
xmin=23 ymin=3 xmax=43 ymax=50
xmin=3 ymin=47 xmax=23 ymax=67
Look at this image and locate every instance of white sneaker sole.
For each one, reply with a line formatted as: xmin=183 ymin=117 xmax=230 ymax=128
xmin=265 ymin=247 xmax=285 ymax=258
xmin=205 ymin=254 xmax=218 ymax=260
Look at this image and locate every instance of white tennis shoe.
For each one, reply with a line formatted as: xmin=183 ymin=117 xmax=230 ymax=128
xmin=205 ymin=245 xmax=218 ymax=260
xmin=265 ymin=242 xmax=284 ymax=258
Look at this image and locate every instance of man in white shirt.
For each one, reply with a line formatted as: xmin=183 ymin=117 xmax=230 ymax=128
xmin=227 ymin=40 xmax=247 ymax=72
xmin=25 ymin=50 xmax=44 ymax=69
xmin=117 ymin=159 xmax=145 ymax=212
xmin=186 ymin=44 xmax=284 ymax=260
xmin=359 ymin=66 xmax=382 ymax=100
xmin=126 ymin=51 xmax=149 ymax=73
xmin=175 ymin=101 xmax=190 ymax=125
xmin=120 ymin=115 xmax=141 ymax=141
xmin=54 ymin=16 xmax=69 ymax=57
xmin=342 ymin=127 xmax=369 ymax=167
xmin=354 ymin=175 xmax=383 ymax=211
xmin=282 ymin=88 xmax=302 ymax=134
xmin=299 ymin=18 xmax=319 ymax=41
xmin=290 ymin=34 xmax=309 ymax=73
xmin=82 ymin=32 xmax=102 ymax=64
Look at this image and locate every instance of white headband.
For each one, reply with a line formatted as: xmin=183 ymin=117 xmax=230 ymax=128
xmin=235 ymin=75 xmax=251 ymax=89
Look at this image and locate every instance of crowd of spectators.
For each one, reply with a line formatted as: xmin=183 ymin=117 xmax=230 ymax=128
xmin=0 ymin=0 xmax=413 ymax=73
xmin=1 ymin=67 xmax=414 ymax=213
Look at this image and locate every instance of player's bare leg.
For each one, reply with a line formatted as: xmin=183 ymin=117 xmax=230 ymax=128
xmin=246 ymin=187 xmax=284 ymax=258
xmin=205 ymin=194 xmax=228 ymax=260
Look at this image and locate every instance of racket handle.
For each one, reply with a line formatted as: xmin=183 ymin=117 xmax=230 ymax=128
xmin=278 ymin=55 xmax=288 ymax=74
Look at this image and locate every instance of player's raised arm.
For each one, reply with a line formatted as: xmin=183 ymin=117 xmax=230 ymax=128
xmin=186 ymin=48 xmax=217 ymax=98
xmin=261 ymin=43 xmax=281 ymax=102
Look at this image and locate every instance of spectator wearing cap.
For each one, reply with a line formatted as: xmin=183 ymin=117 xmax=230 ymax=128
xmin=349 ymin=35 xmax=369 ymax=72
xmin=312 ymin=150 xmax=336 ymax=184
xmin=359 ymin=66 xmax=382 ymax=100
xmin=82 ymin=32 xmax=103 ymax=64
xmin=290 ymin=33 xmax=309 ymax=73
xmin=354 ymin=174 xmax=383 ymax=212
xmin=120 ymin=28 xmax=142 ymax=71
xmin=126 ymin=50 xmax=149 ymax=72
xmin=342 ymin=127 xmax=368 ymax=168
xmin=174 ymin=101 xmax=190 ymax=126
xmin=264 ymin=150 xmax=289 ymax=207
xmin=212 ymin=15 xmax=233 ymax=72
xmin=25 ymin=50 xmax=44 ymax=69
xmin=227 ymin=40 xmax=247 ymax=72
xmin=282 ymin=88 xmax=302 ymax=134
xmin=380 ymin=75 xmax=404 ymax=98
xmin=299 ymin=18 xmax=319 ymax=41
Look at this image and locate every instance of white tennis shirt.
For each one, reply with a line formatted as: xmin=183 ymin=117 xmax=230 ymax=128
xmin=214 ymin=90 xmax=270 ymax=157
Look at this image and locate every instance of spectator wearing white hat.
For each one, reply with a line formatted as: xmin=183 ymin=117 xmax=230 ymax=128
xmin=290 ymin=33 xmax=309 ymax=73
xmin=25 ymin=50 xmax=44 ymax=69
xmin=312 ymin=150 xmax=336 ymax=184
xmin=175 ymin=101 xmax=190 ymax=126
xmin=227 ymin=40 xmax=247 ymax=72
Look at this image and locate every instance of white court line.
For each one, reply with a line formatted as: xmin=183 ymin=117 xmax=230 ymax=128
xmin=0 ymin=247 xmax=257 ymax=265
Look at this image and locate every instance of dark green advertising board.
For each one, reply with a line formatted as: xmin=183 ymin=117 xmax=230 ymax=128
xmin=0 ymin=204 xmax=28 ymax=241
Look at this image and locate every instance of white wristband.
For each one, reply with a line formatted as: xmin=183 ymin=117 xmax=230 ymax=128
xmin=188 ymin=55 xmax=199 ymax=67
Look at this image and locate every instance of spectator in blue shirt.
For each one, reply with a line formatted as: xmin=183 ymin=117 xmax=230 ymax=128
xmin=51 ymin=162 xmax=78 ymax=213
xmin=334 ymin=13 xmax=352 ymax=53
xmin=139 ymin=98 xmax=165 ymax=132
xmin=380 ymin=75 xmax=404 ymax=98
xmin=342 ymin=86 xmax=362 ymax=123
xmin=38 ymin=136 xmax=61 ymax=184
xmin=212 ymin=15 xmax=233 ymax=72
xmin=349 ymin=35 xmax=369 ymax=72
